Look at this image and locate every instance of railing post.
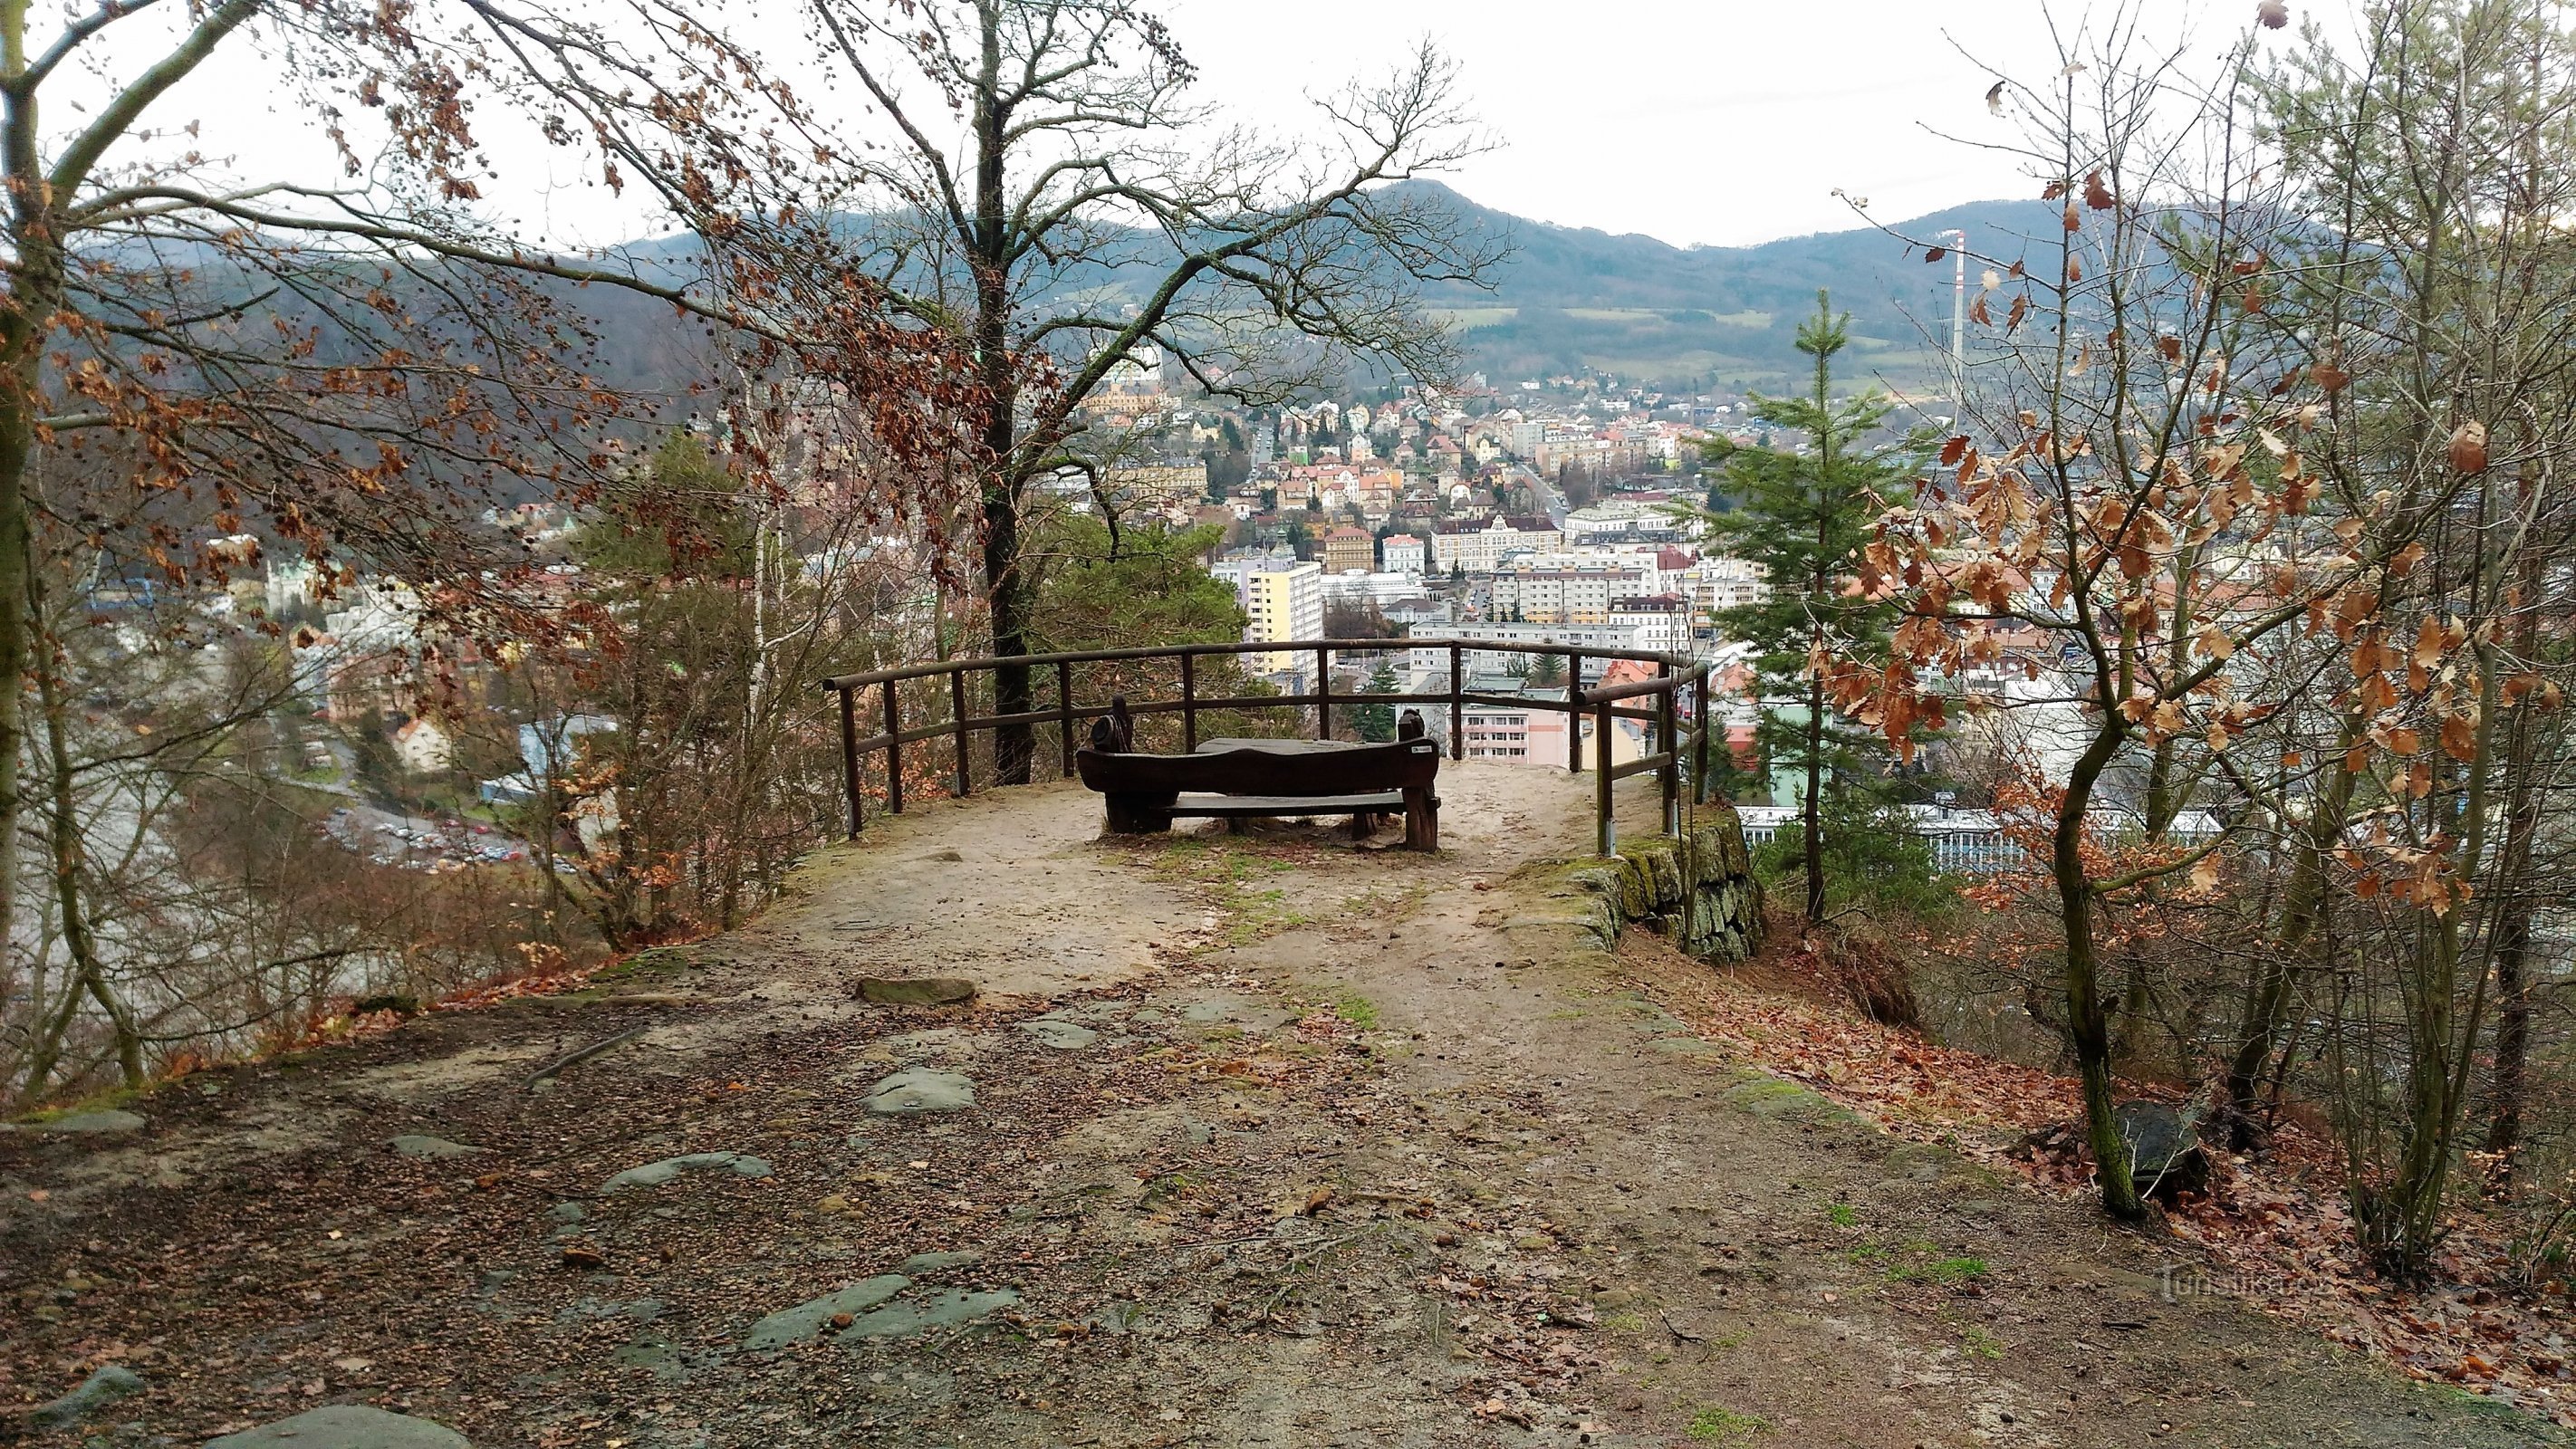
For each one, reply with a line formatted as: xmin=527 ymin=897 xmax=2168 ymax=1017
xmin=1447 ymin=642 xmax=1464 ymax=762
xmin=1181 ymin=649 xmax=1198 ymax=753
xmin=883 ymin=682 xmax=904 ymax=816
xmin=838 ymin=686 xmax=862 ymax=838
xmin=1566 ymin=649 xmax=1584 ymax=772
xmin=1056 ymin=659 xmax=1077 ymax=777
xmin=1693 ymin=664 xmax=1712 ymax=806
xmin=1595 ymin=696 xmax=1615 ymax=856
xmin=1315 ymin=646 xmax=1331 ymax=741
xmin=1658 ymin=687 xmax=1679 ymax=838
xmin=950 ymin=667 xmax=971 ymax=797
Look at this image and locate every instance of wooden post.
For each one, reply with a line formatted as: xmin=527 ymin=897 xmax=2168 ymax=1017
xmin=950 ymin=667 xmax=971 ymax=797
xmin=1316 ymin=646 xmax=1331 ymax=741
xmin=1658 ymin=686 xmax=1679 ymax=837
xmin=1181 ymin=650 xmax=1198 ymax=753
xmin=883 ymin=682 xmax=904 ymax=816
xmin=1056 ymin=659 xmax=1076 ymax=778
xmin=838 ymin=686 xmax=862 ymax=838
xmin=1566 ymin=649 xmax=1584 ymax=772
xmin=1693 ymin=664 xmax=1712 ymax=806
xmin=1596 ymin=697 xmax=1616 ymax=857
xmin=1447 ymin=642 xmax=1465 ymax=762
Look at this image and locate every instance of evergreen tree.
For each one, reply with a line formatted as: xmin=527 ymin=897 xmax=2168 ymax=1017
xmin=1355 ymin=659 xmax=1401 ymax=742
xmin=1693 ymin=291 xmax=1920 ymax=928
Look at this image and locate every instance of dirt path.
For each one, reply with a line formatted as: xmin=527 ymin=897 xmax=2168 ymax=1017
xmin=3 ymin=766 xmax=2562 ymax=1448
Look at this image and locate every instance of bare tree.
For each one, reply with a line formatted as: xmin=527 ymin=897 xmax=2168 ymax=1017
xmin=772 ymin=1 xmax=1500 ymax=780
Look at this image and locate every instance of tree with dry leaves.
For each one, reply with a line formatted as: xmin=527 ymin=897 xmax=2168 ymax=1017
xmin=2240 ymin=0 xmax=2576 ymax=1271
xmin=1842 ymin=13 xmax=2429 ymax=1221
xmin=0 ymin=0 xmax=978 ymax=1099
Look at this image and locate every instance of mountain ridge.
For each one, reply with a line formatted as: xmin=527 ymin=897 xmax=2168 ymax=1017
xmin=1383 ymin=181 xmax=2060 ymax=390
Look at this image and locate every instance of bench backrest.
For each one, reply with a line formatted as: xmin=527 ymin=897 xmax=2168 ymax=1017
xmin=1075 ymin=739 xmax=1440 ymax=797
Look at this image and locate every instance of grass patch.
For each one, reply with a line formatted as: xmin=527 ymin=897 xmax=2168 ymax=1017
xmin=1225 ymin=888 xmax=1312 ymax=945
xmin=1959 ymin=1326 xmax=2004 ymax=1360
xmin=1889 ymin=1254 xmax=1989 ymax=1286
xmin=592 ymin=945 xmax=697 ymax=984
xmin=1687 ymin=1406 xmax=1770 ymax=1444
xmin=1827 ymin=1201 xmax=1859 ymax=1228
xmin=1332 ymin=991 xmax=1379 ymax=1031
xmin=1600 ymin=1310 xmax=1648 ymax=1332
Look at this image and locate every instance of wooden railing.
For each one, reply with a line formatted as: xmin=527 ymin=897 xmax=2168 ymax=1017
xmin=816 ymin=638 xmax=1716 ymax=858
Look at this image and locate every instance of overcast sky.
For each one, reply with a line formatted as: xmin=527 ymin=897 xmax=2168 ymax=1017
xmin=131 ymin=0 xmax=2293 ymax=252
xmin=1162 ymin=0 xmax=2241 ymax=246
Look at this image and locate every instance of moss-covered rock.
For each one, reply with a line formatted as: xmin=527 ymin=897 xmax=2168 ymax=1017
xmin=1512 ymin=805 xmax=1763 ymax=964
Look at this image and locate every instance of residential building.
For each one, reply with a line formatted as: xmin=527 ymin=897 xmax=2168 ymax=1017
xmin=1322 ymin=571 xmax=1422 ymax=608
xmin=390 ymin=716 xmax=454 ymax=775
xmin=1610 ymin=594 xmax=1690 ymax=657
xmin=1107 ymin=461 xmax=1208 ymax=507
xmin=1562 ymin=499 xmax=1681 ymax=545
xmin=1405 ymin=619 xmax=1645 ymax=683
xmin=1429 ymin=515 xmax=1562 ymax=573
xmin=1322 ymin=525 xmax=1376 ymax=574
xmin=1381 ymin=533 xmax=1427 ymax=576
xmin=1489 ymin=561 xmax=1655 ymax=624
xmin=1680 ymin=554 xmax=1770 ymax=614
xmin=1216 ymin=552 xmax=1323 ymax=678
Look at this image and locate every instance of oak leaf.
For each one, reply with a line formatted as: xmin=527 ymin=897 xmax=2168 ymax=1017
xmin=2447 ymin=420 xmax=2488 ymax=474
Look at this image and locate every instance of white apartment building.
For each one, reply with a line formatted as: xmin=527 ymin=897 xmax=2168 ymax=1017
xmin=1321 ymin=571 xmax=1421 ymax=608
xmin=1610 ymin=595 xmax=1690 ymax=657
xmin=1679 ymin=554 xmax=1770 ymax=614
xmin=1429 ymin=515 xmax=1562 ymax=573
xmin=1405 ymin=619 xmax=1648 ymax=683
xmin=1381 ymin=533 xmax=1427 ymax=576
xmin=1562 ymin=499 xmax=1680 ymax=544
xmin=1488 ymin=561 xmax=1655 ymax=624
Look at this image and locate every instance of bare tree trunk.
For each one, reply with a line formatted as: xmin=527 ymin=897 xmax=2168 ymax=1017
xmin=2059 ymin=725 xmax=2143 ymax=1221
xmin=28 ymin=558 xmax=140 ymax=1089
xmin=2222 ymin=750 xmax=2357 ymax=1150
xmin=965 ymin=7 xmax=1035 ymax=787
xmin=1801 ymin=670 xmax=1824 ymax=926
xmin=2479 ymin=635 xmax=2546 ymax=1185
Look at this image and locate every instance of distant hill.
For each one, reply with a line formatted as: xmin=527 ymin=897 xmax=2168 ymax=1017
xmin=1395 ymin=183 xmax=2063 ymax=395
xmin=566 ymin=187 xmax=2063 ymax=405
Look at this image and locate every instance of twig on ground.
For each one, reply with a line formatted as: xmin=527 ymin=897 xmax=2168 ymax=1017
xmin=524 ymin=1025 xmax=650 ymax=1091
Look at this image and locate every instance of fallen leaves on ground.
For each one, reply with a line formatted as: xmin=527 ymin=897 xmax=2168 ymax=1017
xmin=1629 ymin=935 xmax=2576 ymax=1425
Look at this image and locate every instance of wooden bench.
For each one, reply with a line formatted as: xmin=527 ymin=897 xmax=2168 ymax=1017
xmin=1074 ymin=720 xmax=1441 ymax=850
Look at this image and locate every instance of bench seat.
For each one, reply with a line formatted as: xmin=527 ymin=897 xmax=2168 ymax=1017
xmin=1074 ymin=731 xmax=1439 ymax=849
xmin=1168 ymin=792 xmax=1404 ymax=818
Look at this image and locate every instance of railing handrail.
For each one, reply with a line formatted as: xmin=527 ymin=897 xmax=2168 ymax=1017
xmin=817 ymin=637 xmax=1696 ymax=694
xmin=816 ymin=637 xmax=1717 ymax=858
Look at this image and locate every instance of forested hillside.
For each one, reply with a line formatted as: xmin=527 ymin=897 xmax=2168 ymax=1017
xmin=1403 ymin=187 xmax=2062 ymax=390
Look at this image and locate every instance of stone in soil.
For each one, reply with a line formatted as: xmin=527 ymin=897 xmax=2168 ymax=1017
xmin=844 ymin=1287 xmax=1020 ymax=1339
xmin=864 ymin=1067 xmax=976 ymax=1115
xmin=28 ymin=1365 xmax=143 ymax=1428
xmin=600 ymin=1151 xmax=773 ymax=1193
xmin=389 ymin=1134 xmax=483 ymax=1159
xmin=25 ymin=1108 xmax=146 ymax=1134
xmin=1015 ymin=1015 xmax=1101 ymax=1051
xmin=203 ymin=1405 xmax=470 ymax=1448
xmin=857 ymin=977 xmax=977 ymax=1006
xmin=1176 ymin=996 xmax=1297 ymax=1031
xmin=743 ymin=1274 xmax=911 ymax=1349
xmin=898 ymin=1250 xmax=985 ymax=1274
